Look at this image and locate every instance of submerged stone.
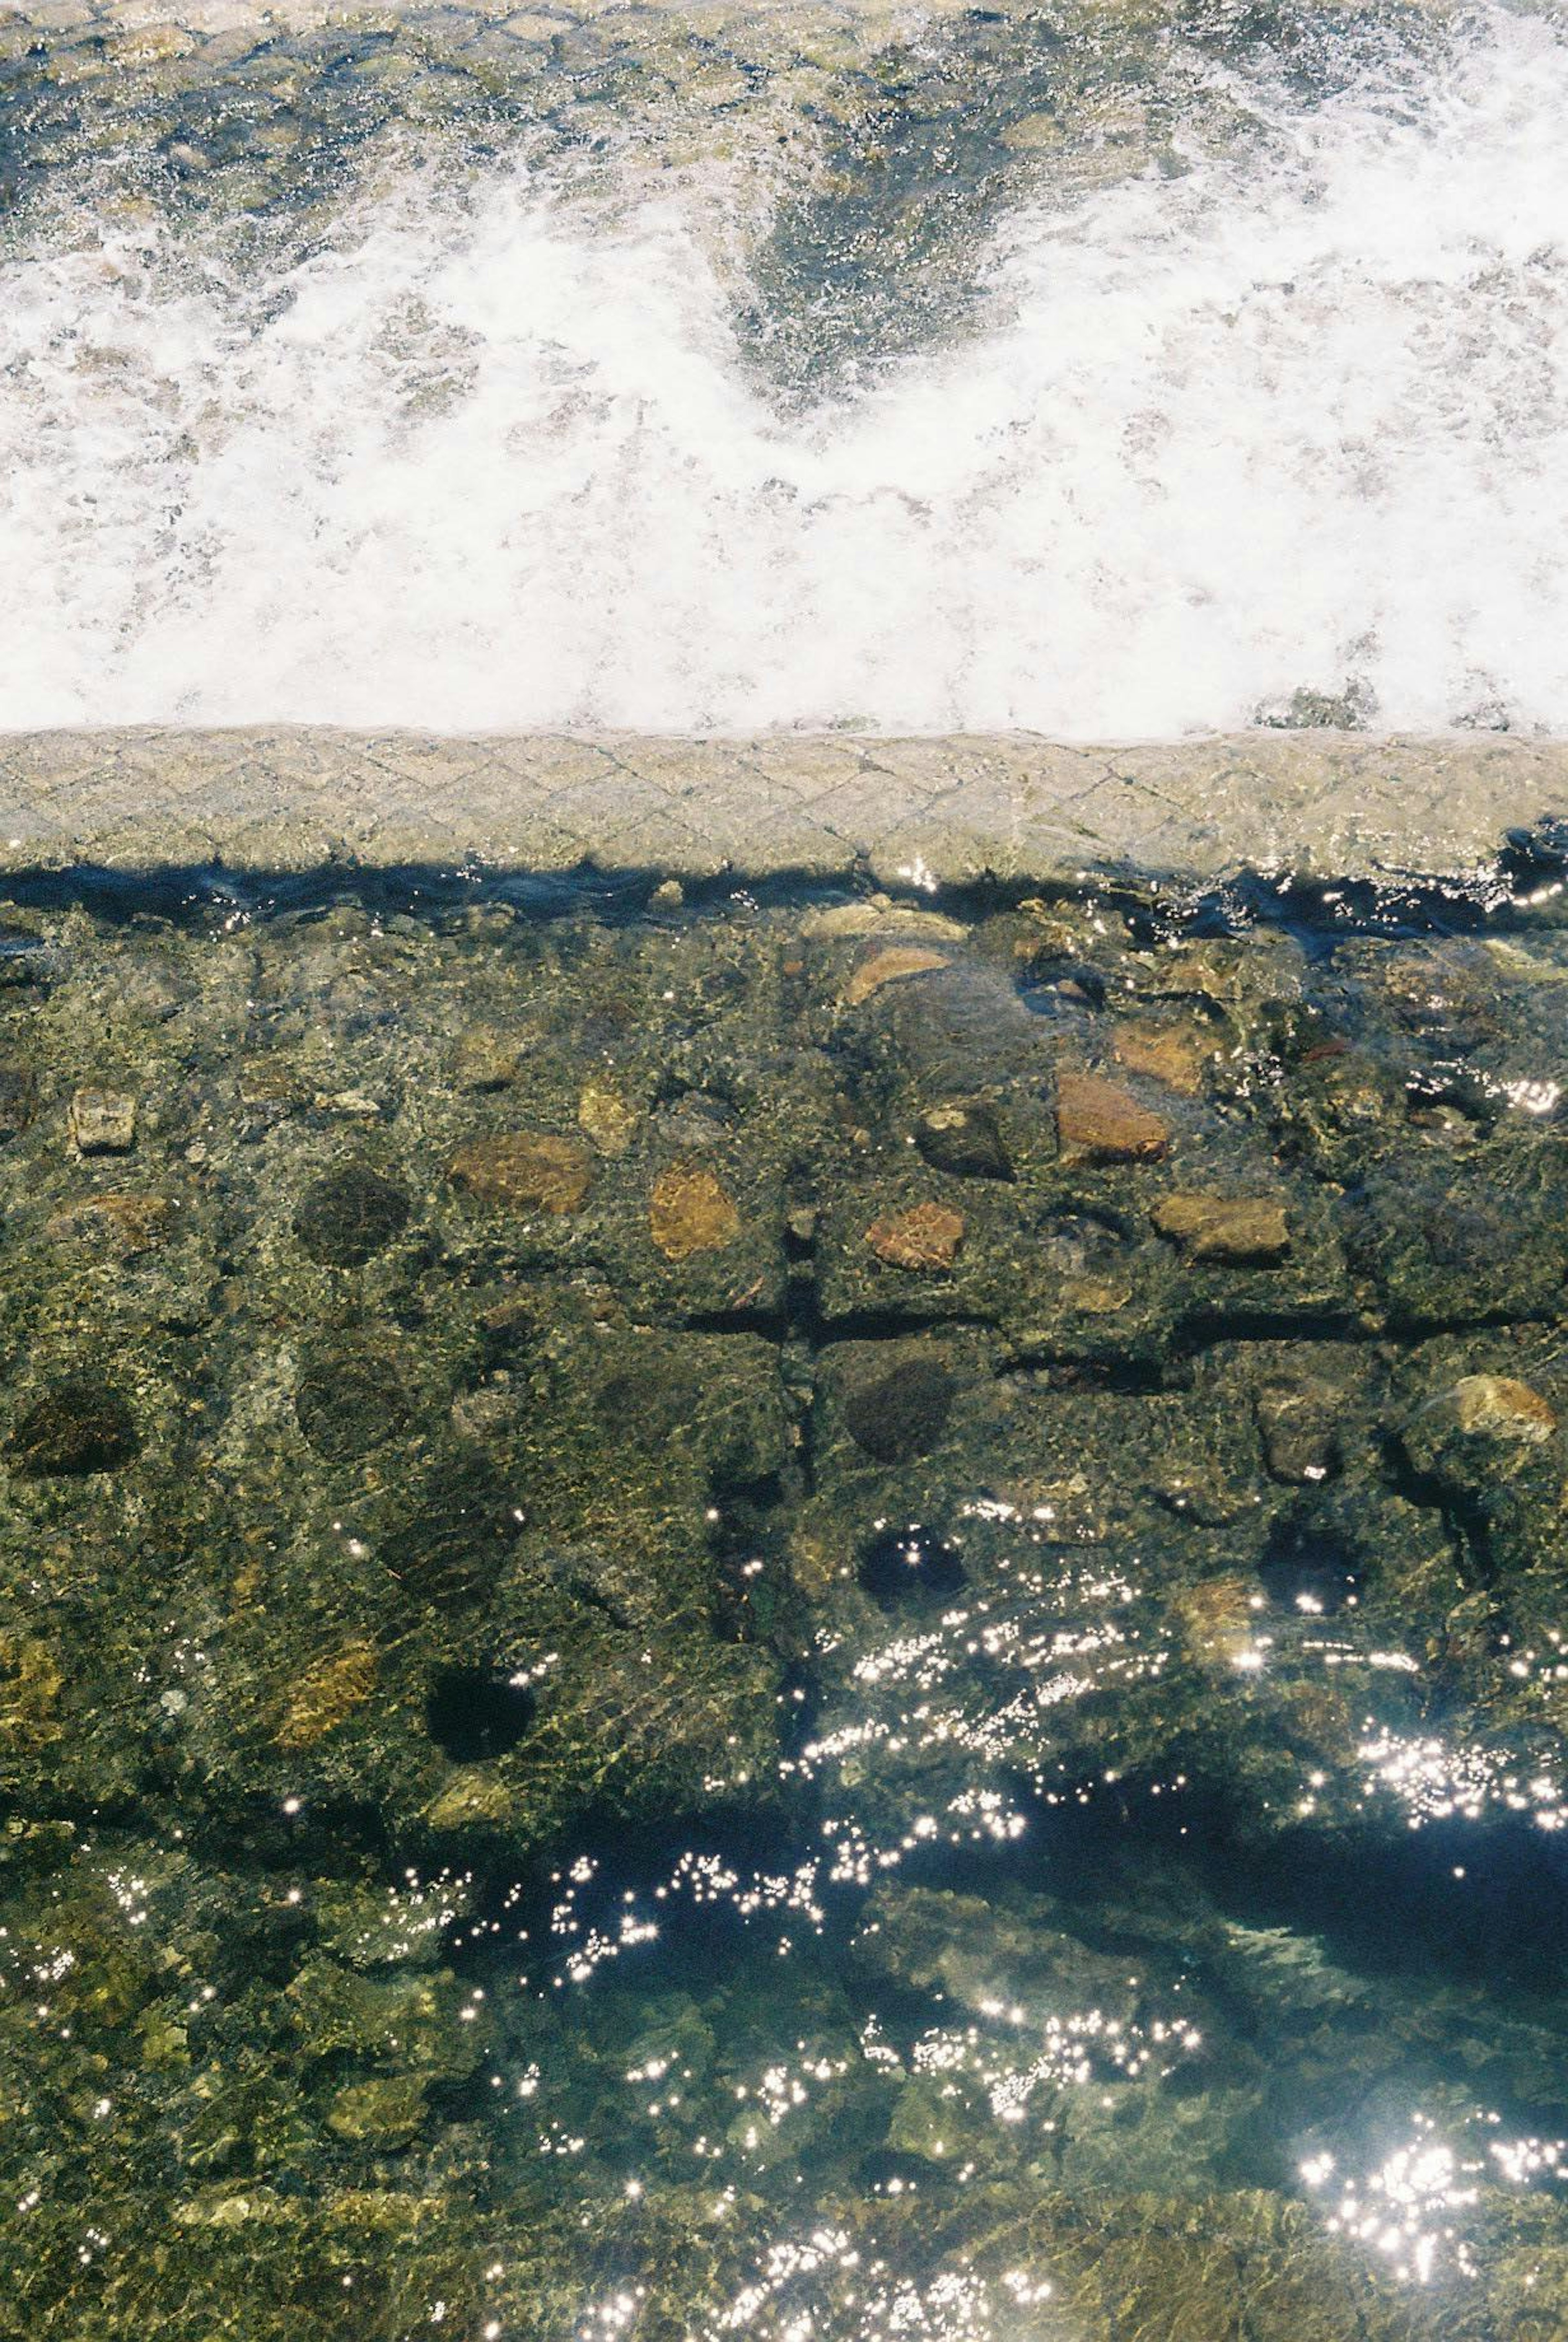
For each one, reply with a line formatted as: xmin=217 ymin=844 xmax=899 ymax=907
xmin=69 ymin=1085 xmax=138 ymax=1155
xmin=842 ymin=945 xmax=951 ymax=1007
xmin=1056 ymin=1069 xmax=1169 ymax=1164
xmin=913 ymin=1100 xmax=1013 ymax=1179
xmin=7 ymin=1376 xmax=137 ymax=1475
xmin=294 ymin=1159 xmax=412 ymax=1266
xmin=844 ymin=1351 xmax=955 ymax=1462
xmin=448 ymin=1130 xmax=592 ymax=1212
xmin=294 ymin=1346 xmax=413 ymax=1461
xmin=864 ymin=1202 xmax=964 ymax=1270
xmin=1152 ymin=1193 xmax=1291 ymax=1264
xmin=649 ymin=1160 xmax=741 ymax=1259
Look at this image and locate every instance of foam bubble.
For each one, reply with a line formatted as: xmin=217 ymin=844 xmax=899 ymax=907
xmin=0 ymin=7 xmax=1566 ymax=735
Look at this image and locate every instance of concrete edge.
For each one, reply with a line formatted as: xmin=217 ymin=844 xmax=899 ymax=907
xmin=0 ymin=728 xmax=1562 ymax=888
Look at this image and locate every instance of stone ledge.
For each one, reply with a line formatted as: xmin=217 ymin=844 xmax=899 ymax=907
xmin=0 ymin=727 xmax=1561 ymax=883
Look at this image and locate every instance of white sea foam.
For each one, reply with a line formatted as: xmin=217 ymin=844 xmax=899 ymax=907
xmin=2 ymin=6 xmax=1567 ymax=735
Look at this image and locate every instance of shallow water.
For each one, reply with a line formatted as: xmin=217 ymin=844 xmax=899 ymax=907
xmin=3 ymin=2 xmax=1568 ymax=733
xmin=5 ymin=851 xmax=1568 ymax=2335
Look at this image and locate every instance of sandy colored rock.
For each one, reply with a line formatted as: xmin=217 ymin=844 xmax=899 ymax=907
xmin=0 ymin=1631 xmax=63 ymax=1750
xmin=842 ymin=945 xmax=950 ymax=1007
xmin=649 ymin=1160 xmax=741 ymax=1259
xmin=578 ymin=1077 xmax=639 ymax=1157
xmin=865 ymin=1202 xmax=965 ymax=1270
xmin=452 ymin=1024 xmax=521 ymax=1089
xmin=1452 ymin=1373 xmax=1558 ymax=1442
xmin=1056 ymin=1070 xmax=1169 ymax=1165
xmin=1152 ymin=1194 xmax=1291 ymax=1264
xmin=802 ymin=902 xmax=968 ymax=944
xmin=69 ymin=1086 xmax=137 ymax=1154
xmin=275 ymin=1642 xmax=378 ymax=1750
xmin=448 ymin=1130 xmax=592 ymax=1213
xmin=424 ymin=1767 xmax=516 ymax=1828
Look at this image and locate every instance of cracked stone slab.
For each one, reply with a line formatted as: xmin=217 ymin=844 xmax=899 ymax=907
xmin=0 ymin=729 xmax=1562 ymax=882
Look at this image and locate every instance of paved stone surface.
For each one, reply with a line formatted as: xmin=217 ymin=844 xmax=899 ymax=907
xmin=0 ymin=728 xmax=1562 ymax=880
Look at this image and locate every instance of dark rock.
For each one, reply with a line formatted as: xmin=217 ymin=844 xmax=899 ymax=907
xmin=1254 ymin=1379 xmax=1344 ymax=1483
xmin=844 ymin=1351 xmax=954 ymax=1462
xmin=913 ymin=1101 xmax=1012 ymax=1180
xmin=295 ymin=1347 xmax=413 ymax=1462
xmin=294 ymin=1159 xmax=412 ymax=1267
xmin=8 ymin=1378 xmax=138 ymax=1476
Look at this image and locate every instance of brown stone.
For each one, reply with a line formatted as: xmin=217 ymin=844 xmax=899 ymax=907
xmin=1152 ymin=1194 xmax=1291 ymax=1265
xmin=865 ymin=1203 xmax=965 ymax=1271
xmin=842 ymin=946 xmax=950 ymax=1008
xmin=448 ymin=1131 xmax=592 ymax=1214
xmin=1056 ymin=1070 xmax=1169 ymax=1165
xmin=1110 ymin=1019 xmax=1214 ymax=1096
xmin=649 ymin=1161 xmax=741 ymax=1260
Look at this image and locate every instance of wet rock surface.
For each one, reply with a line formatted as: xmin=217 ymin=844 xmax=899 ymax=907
xmin=3 ymin=862 xmax=1568 ymax=2337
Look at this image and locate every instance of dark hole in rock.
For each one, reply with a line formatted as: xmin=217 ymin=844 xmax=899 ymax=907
xmin=294 ymin=1159 xmax=412 ymax=1268
xmin=1257 ymin=1508 xmax=1361 ymax=1616
xmin=425 ymin=1667 xmax=537 ymax=1763
xmin=295 ymin=1347 xmax=412 ymax=1461
xmin=8 ymin=1377 xmax=138 ymax=1475
xmin=858 ymin=1520 xmax=966 ymax=1602
xmin=844 ymin=1354 xmax=954 ymax=1462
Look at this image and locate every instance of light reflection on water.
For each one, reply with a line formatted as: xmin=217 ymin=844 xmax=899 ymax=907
xmin=407 ymin=1495 xmax=1568 ymax=2329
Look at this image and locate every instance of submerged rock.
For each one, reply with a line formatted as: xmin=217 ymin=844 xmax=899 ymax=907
xmin=448 ymin=1130 xmax=592 ymax=1213
xmin=7 ymin=1376 xmax=137 ymax=1475
xmin=842 ymin=945 xmax=951 ymax=1007
xmin=913 ymin=1100 xmax=1013 ymax=1179
xmin=294 ymin=1346 xmax=413 ymax=1461
xmin=649 ymin=1160 xmax=741 ymax=1259
xmin=69 ymin=1085 xmax=138 ymax=1155
xmin=1056 ymin=1069 xmax=1169 ymax=1164
xmin=864 ymin=1202 xmax=964 ymax=1270
xmin=844 ymin=1350 xmax=955 ymax=1462
xmin=1152 ymin=1193 xmax=1291 ymax=1265
xmin=294 ymin=1159 xmax=412 ymax=1266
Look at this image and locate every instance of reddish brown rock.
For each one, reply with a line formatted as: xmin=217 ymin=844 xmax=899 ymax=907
xmin=1056 ymin=1070 xmax=1169 ymax=1165
xmin=448 ymin=1131 xmax=592 ymax=1214
xmin=1110 ymin=1019 xmax=1214 ymax=1096
xmin=1152 ymin=1194 xmax=1290 ymax=1265
xmin=865 ymin=1202 xmax=965 ymax=1271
